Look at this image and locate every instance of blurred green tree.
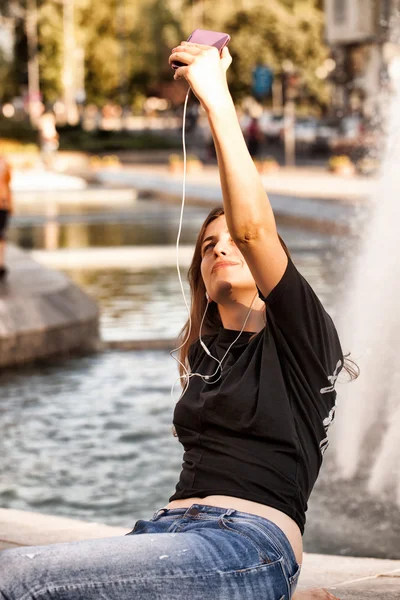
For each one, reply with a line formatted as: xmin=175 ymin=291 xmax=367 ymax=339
xmin=224 ymin=0 xmax=329 ymax=106
xmin=78 ymin=0 xmax=183 ymax=105
xmin=0 ymin=0 xmax=27 ymax=102
xmin=38 ymin=0 xmax=63 ymax=103
xmin=1 ymin=0 xmax=330 ymax=110
xmin=0 ymin=49 xmax=16 ymax=101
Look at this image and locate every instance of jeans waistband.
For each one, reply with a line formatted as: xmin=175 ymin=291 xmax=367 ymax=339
xmin=151 ymin=503 xmax=298 ymax=568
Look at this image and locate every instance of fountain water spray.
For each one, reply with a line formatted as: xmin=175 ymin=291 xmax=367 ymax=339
xmin=330 ymin=49 xmax=400 ymax=506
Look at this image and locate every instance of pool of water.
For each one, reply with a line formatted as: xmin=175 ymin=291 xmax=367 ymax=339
xmin=62 ymin=236 xmax=337 ymax=342
xmin=0 ymin=350 xmax=181 ymax=524
xmin=2 ymin=217 xmax=399 ymax=559
xmin=8 ymin=199 xmax=209 ymax=250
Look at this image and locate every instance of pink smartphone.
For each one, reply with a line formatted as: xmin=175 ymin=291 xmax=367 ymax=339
xmin=171 ymin=29 xmax=231 ymax=70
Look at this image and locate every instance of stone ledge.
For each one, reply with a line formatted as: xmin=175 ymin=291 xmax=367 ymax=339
xmin=30 ymin=245 xmax=195 ymax=270
xmin=0 ymin=508 xmax=128 ymax=549
xmin=0 ymin=245 xmax=100 ymax=368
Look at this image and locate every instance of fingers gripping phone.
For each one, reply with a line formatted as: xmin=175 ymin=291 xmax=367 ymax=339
xmin=171 ymin=29 xmax=231 ymax=70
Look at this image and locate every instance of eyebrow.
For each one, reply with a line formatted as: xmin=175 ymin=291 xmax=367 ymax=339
xmin=201 ymin=235 xmax=216 ymax=247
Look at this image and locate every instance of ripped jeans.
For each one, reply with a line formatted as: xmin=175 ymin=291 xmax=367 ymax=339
xmin=0 ymin=504 xmax=301 ymax=600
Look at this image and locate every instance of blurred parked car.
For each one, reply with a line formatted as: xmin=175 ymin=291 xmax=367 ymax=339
xmin=278 ymin=116 xmax=325 ymax=152
xmin=330 ymin=116 xmax=378 ymax=160
xmin=294 ymin=118 xmax=318 ymax=146
xmin=259 ymin=112 xmax=284 ymax=142
xmin=312 ymin=118 xmax=340 ymax=153
xmin=330 ymin=116 xmax=363 ymax=153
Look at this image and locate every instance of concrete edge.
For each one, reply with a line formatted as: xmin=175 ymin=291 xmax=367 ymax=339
xmin=0 ymin=245 xmax=100 ymax=368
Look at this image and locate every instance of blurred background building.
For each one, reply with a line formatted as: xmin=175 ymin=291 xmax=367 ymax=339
xmin=325 ymin=0 xmax=400 ymax=119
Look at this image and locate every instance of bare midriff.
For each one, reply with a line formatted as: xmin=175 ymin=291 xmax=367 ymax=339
xmin=164 ymin=495 xmax=303 ymax=565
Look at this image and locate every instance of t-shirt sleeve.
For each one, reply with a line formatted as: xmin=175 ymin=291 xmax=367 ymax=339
xmin=257 ymin=258 xmax=344 ymax=393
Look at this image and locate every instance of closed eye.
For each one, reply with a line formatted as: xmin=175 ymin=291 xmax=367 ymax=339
xmin=202 ymin=237 xmax=237 ymax=257
xmin=203 ymin=242 xmax=215 ymax=253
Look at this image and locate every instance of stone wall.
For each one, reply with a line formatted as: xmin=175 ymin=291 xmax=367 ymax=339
xmin=0 ymin=245 xmax=99 ymax=368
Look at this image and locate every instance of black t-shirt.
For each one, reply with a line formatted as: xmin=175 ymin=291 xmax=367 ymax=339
xmin=169 ymin=258 xmax=343 ymax=534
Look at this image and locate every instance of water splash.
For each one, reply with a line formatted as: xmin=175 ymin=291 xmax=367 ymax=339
xmin=331 ymin=54 xmax=400 ymax=505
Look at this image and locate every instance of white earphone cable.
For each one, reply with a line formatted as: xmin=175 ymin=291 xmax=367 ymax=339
xmin=169 ymin=87 xmax=258 ymax=405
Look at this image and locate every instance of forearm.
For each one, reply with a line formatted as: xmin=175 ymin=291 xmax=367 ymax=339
xmin=206 ymin=95 xmax=277 ymax=241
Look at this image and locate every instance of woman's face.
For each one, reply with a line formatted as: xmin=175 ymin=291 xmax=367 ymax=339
xmin=200 ymin=215 xmax=258 ymax=303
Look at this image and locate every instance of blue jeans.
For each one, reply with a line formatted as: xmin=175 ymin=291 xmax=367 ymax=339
xmin=0 ymin=504 xmax=301 ymax=599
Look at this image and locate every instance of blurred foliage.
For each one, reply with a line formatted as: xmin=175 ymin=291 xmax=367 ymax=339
xmin=0 ymin=114 xmax=181 ymax=150
xmin=38 ymin=0 xmax=64 ymax=102
xmin=0 ymin=137 xmax=39 ymax=153
xmin=225 ymin=0 xmax=329 ymax=104
xmin=58 ymin=127 xmax=182 ymax=151
xmin=0 ymin=116 xmax=38 ymax=142
xmin=328 ymin=154 xmax=354 ymax=168
xmin=0 ymin=0 xmax=330 ymax=108
xmin=0 ymin=48 xmax=15 ymax=99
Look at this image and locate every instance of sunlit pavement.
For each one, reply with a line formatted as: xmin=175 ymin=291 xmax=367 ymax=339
xmin=9 ymin=161 xmax=371 ymax=235
xmin=11 ymin=169 xmax=87 ymax=192
xmin=93 ymin=164 xmax=367 ymax=235
xmin=30 ymin=245 xmax=195 ymax=270
xmin=10 ymin=154 xmax=376 ymax=203
xmin=10 ymin=168 xmax=138 ymax=208
xmin=97 ymin=161 xmax=376 ymax=203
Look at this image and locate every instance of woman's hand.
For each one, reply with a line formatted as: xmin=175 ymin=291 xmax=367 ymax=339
xmin=169 ymin=41 xmax=233 ymax=112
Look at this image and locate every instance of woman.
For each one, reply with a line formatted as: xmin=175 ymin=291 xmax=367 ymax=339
xmin=0 ymin=43 xmax=352 ymax=600
xmin=0 ymin=154 xmax=12 ymax=280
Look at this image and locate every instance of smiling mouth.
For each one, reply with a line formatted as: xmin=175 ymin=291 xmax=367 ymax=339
xmin=212 ymin=263 xmax=238 ymax=273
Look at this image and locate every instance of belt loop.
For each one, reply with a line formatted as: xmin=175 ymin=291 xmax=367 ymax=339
xmin=225 ymin=508 xmax=236 ymax=517
xmin=152 ymin=507 xmax=168 ymax=520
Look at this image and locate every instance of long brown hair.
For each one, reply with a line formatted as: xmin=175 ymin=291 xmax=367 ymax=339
xmin=176 ymin=206 xmax=359 ymax=386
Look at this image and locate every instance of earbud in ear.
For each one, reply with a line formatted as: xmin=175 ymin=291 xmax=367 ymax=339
xmin=205 ymin=291 xmax=210 ymax=301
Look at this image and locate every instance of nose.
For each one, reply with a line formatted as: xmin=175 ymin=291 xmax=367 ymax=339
xmin=213 ymin=238 xmax=229 ymax=256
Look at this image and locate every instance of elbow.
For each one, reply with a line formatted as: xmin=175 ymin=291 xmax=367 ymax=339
xmin=231 ymin=222 xmax=269 ymax=245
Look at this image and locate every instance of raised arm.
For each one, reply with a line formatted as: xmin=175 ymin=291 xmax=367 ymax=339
xmin=169 ymin=41 xmax=287 ymax=297
xmin=205 ymin=94 xmax=273 ymax=241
